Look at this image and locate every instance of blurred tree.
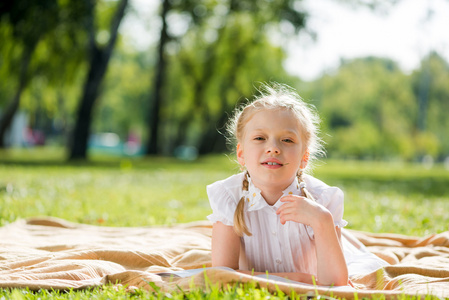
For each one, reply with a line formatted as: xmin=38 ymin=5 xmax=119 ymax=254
xmin=170 ymin=13 xmax=298 ymax=155
xmin=146 ymin=0 xmax=170 ymax=155
xmin=21 ymin=1 xmax=90 ymax=146
xmin=69 ymin=0 xmax=129 ymax=160
xmin=0 ymin=1 xmax=94 ymax=147
xmin=0 ymin=26 xmax=16 ymax=111
xmin=93 ymin=44 xmax=151 ymax=139
xmin=304 ymin=57 xmax=417 ymax=160
xmin=146 ymin=0 xmax=307 ymax=155
xmin=411 ymin=52 xmax=449 ymax=159
xmin=0 ymin=0 xmax=59 ymax=147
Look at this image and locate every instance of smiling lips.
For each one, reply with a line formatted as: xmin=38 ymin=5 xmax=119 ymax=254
xmin=261 ymin=159 xmax=284 ymax=168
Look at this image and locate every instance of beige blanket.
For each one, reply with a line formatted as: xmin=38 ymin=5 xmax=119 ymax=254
xmin=1 ymin=217 xmax=448 ymax=299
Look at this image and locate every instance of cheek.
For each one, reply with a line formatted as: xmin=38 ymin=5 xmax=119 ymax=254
xmin=241 ymin=146 xmax=260 ymax=162
xmin=246 ymin=144 xmax=263 ymax=156
xmin=287 ymin=147 xmax=303 ymax=164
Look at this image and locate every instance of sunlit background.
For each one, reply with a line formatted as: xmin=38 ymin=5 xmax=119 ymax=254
xmin=1 ymin=0 xmax=448 ymax=165
xmin=123 ymin=0 xmax=449 ymax=80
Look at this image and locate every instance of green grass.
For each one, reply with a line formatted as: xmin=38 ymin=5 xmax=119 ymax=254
xmin=315 ymin=159 xmax=449 ymax=236
xmin=1 ymin=147 xmax=448 ymax=299
xmin=0 ymin=148 xmax=237 ymax=227
xmin=0 ymin=283 xmax=421 ymax=300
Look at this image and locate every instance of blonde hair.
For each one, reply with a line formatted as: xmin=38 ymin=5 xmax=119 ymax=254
xmin=228 ymin=83 xmax=324 ymax=237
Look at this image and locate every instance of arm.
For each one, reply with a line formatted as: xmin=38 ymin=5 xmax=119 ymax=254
xmin=313 ymin=212 xmax=348 ymax=286
xmin=211 ymin=221 xmax=240 ymax=269
xmin=276 ymin=196 xmax=349 ymax=286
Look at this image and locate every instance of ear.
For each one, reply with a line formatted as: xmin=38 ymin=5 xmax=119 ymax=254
xmin=300 ymin=150 xmax=309 ymax=169
xmin=236 ymin=143 xmax=245 ymax=166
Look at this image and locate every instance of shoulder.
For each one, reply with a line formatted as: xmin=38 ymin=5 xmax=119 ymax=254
xmin=304 ymin=174 xmax=344 ymax=205
xmin=206 ymin=173 xmax=245 ymax=226
xmin=207 ymin=172 xmax=245 ymax=208
xmin=207 ymin=172 xmax=245 ymax=201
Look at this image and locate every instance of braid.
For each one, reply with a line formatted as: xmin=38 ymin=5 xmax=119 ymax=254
xmin=233 ymin=172 xmax=252 ymax=237
xmin=297 ymin=169 xmax=316 ymax=202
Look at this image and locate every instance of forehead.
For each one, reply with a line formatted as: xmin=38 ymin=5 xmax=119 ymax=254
xmin=244 ymin=109 xmax=301 ymax=133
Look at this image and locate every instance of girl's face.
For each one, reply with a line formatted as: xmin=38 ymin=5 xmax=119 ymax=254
xmin=237 ymin=109 xmax=307 ymax=192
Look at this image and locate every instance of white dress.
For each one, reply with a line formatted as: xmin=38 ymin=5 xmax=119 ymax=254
xmin=207 ymin=172 xmax=388 ymax=277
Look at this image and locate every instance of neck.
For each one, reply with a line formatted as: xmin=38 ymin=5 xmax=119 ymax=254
xmin=253 ymin=179 xmax=295 ymax=206
xmin=249 ymin=174 xmax=297 ymax=206
xmin=260 ymin=188 xmax=283 ymax=206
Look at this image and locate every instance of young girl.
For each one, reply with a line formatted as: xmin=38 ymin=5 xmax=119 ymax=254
xmin=207 ymin=83 xmax=387 ymax=286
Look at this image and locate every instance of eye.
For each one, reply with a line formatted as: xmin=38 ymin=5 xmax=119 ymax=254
xmin=254 ymin=136 xmax=265 ymax=141
xmin=282 ymin=138 xmax=294 ymax=143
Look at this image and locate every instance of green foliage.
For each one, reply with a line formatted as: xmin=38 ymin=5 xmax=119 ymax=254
xmin=0 ymin=0 xmax=89 ymax=86
xmin=0 ymin=22 xmax=17 ymax=106
xmin=411 ymin=52 xmax=449 ymax=158
xmin=301 ymin=55 xmax=449 ymax=160
xmin=93 ymin=43 xmax=152 ymax=138
xmin=152 ymin=5 xmax=298 ymax=153
xmin=0 ymin=0 xmax=91 ymax=141
xmin=2 ymin=0 xmax=449 ymax=162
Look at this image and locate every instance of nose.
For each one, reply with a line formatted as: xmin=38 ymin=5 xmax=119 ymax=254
xmin=266 ymin=141 xmax=280 ymax=154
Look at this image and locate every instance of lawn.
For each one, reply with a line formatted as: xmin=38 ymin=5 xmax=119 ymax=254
xmin=1 ymin=147 xmax=448 ymax=299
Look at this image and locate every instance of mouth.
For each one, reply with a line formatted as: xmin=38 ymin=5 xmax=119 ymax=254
xmin=262 ymin=162 xmax=283 ymax=166
xmin=261 ymin=159 xmax=284 ymax=167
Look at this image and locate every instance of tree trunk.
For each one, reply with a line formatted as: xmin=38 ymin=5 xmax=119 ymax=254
xmin=68 ymin=0 xmax=128 ymax=160
xmin=146 ymin=0 xmax=170 ymax=155
xmin=0 ymin=44 xmax=34 ymax=148
xmin=69 ymin=48 xmax=104 ymax=160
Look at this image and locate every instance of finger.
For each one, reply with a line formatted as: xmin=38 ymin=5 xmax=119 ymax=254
xmin=276 ymin=205 xmax=284 ymax=214
xmin=279 ymin=212 xmax=293 ymax=225
xmin=279 ymin=211 xmax=295 ymax=223
xmin=281 ymin=195 xmax=307 ymax=203
xmin=280 ymin=195 xmax=298 ymax=202
xmin=276 ymin=203 xmax=294 ymax=215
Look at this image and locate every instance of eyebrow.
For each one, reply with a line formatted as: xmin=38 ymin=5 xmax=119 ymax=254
xmin=250 ymin=128 xmax=300 ymax=136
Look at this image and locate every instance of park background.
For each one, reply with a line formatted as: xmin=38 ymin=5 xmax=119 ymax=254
xmin=1 ymin=0 xmax=449 ymax=162
xmin=1 ymin=1 xmax=449 ymax=298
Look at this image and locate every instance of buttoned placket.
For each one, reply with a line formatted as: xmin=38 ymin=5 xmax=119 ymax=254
xmin=245 ymin=177 xmax=300 ymax=270
xmin=270 ymin=206 xmax=283 ymax=267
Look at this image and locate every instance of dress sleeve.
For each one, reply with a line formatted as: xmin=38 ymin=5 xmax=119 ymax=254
xmin=318 ymin=186 xmax=348 ymax=228
xmin=206 ymin=181 xmax=238 ymax=226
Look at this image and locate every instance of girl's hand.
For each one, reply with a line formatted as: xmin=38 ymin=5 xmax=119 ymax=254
xmin=276 ymin=195 xmax=329 ymax=228
xmin=277 ymin=195 xmax=349 ymax=286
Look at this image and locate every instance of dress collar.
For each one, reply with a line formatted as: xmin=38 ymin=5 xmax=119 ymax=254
xmin=243 ymin=175 xmax=301 ymax=212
